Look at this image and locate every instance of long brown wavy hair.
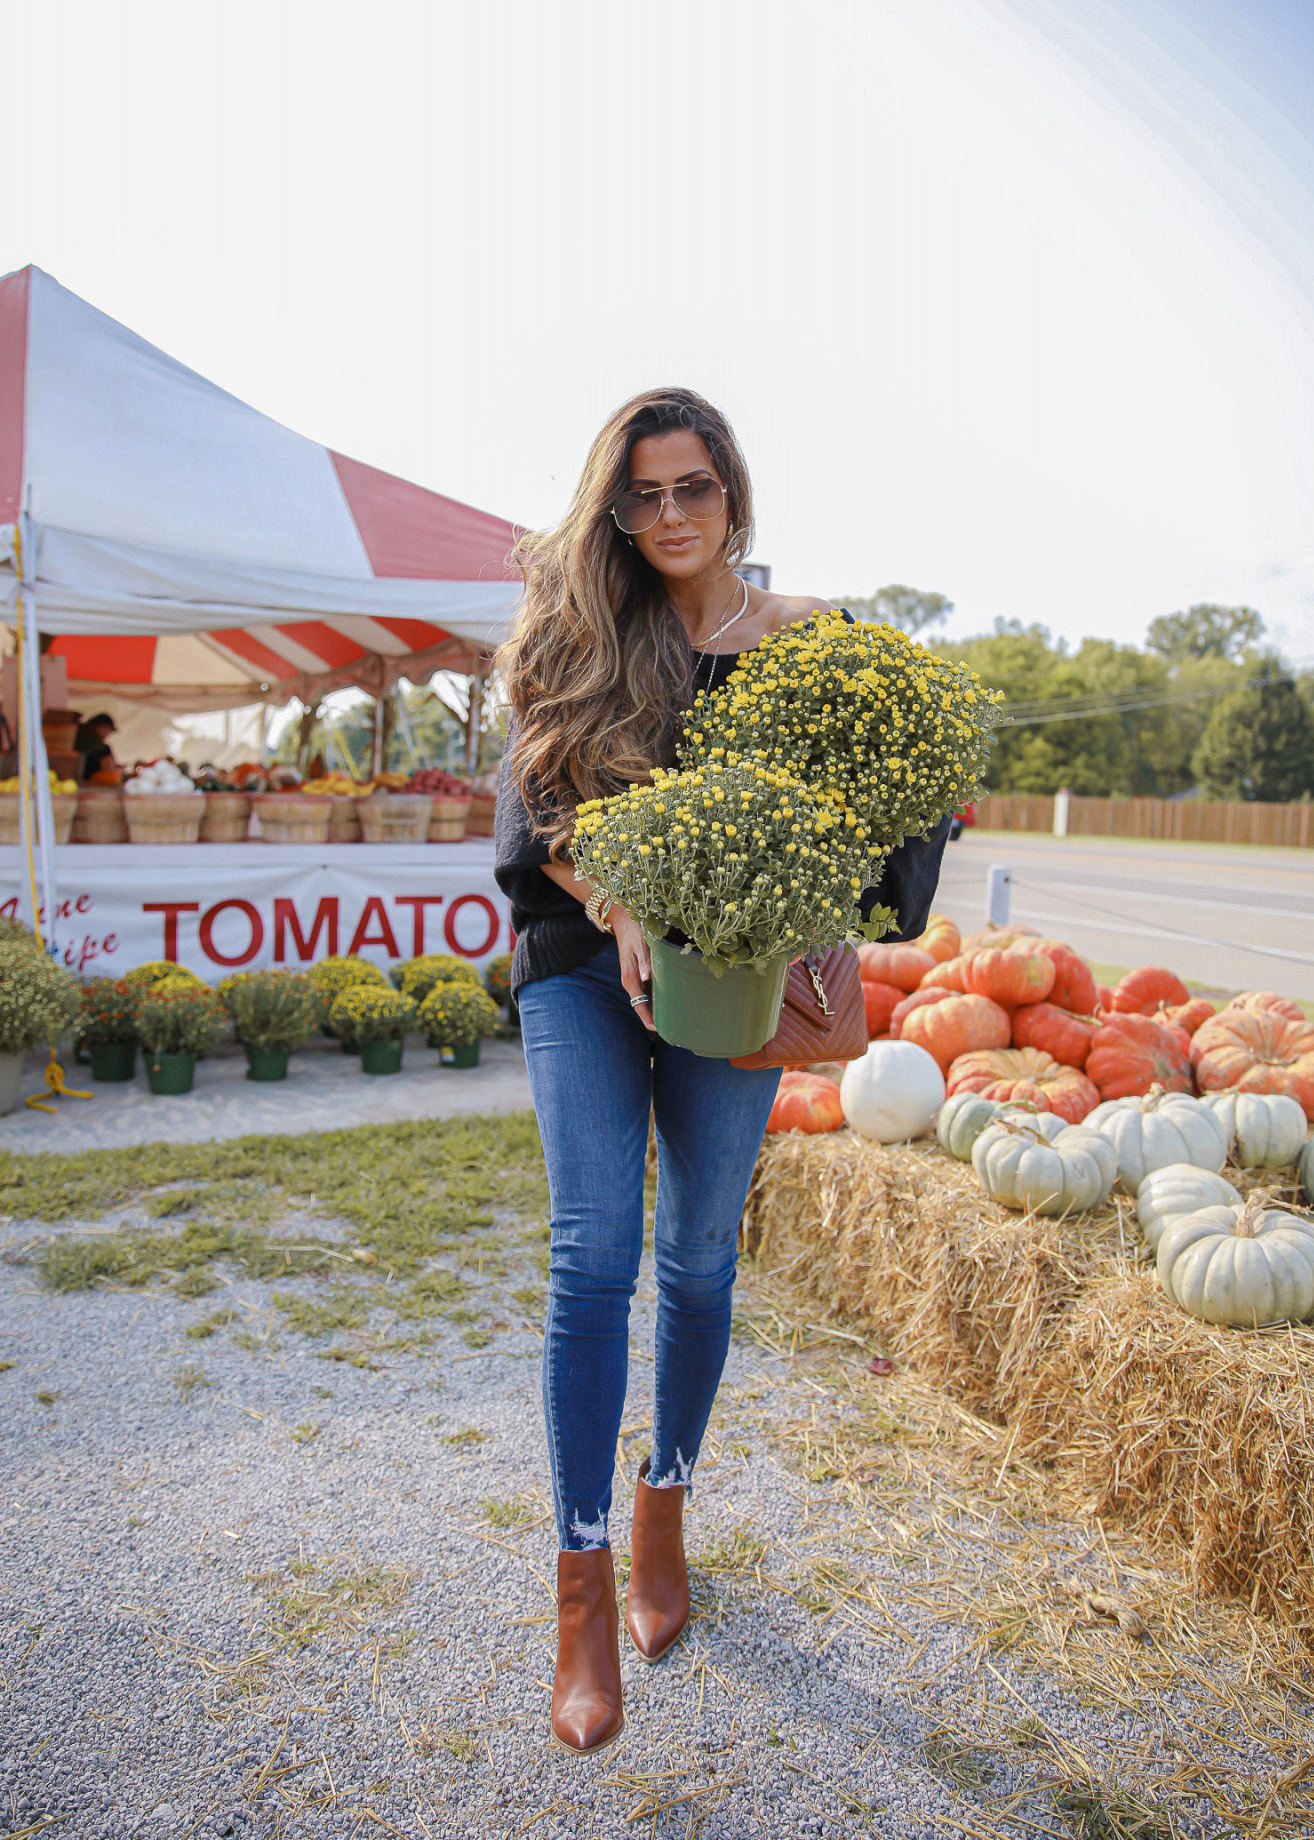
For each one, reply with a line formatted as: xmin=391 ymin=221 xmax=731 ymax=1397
xmin=497 ymin=387 xmax=755 ymax=858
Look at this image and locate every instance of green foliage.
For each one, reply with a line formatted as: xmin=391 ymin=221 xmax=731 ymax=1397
xmin=327 ymin=984 xmax=415 ymax=1043
xmin=133 ymin=981 xmax=226 ymax=1056
xmin=483 ymin=954 xmax=513 ymax=1008
xmin=220 ymin=970 xmax=317 ymax=1052
xmin=417 ymin=981 xmax=500 ymax=1048
xmin=0 ymin=940 xmax=81 ymax=1054
xmin=1192 ymin=665 xmax=1314 ymax=802
xmin=76 ymin=976 xmax=137 ymax=1045
xmin=389 ymin=953 xmax=480 ymax=1001
xmin=841 ymin=583 xmax=953 ymax=636
xmin=306 ymin=954 xmax=389 ymax=1034
xmin=123 ymin=961 xmax=205 ymax=989
xmin=1145 ymin=603 xmax=1264 ymax=662
xmin=0 ymin=918 xmax=42 ymax=954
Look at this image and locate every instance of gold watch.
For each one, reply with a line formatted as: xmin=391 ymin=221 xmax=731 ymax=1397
xmin=585 ymin=889 xmax=614 ymax=934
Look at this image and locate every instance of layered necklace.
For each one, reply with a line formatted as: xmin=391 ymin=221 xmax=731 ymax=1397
xmin=690 ymin=577 xmax=750 ymax=689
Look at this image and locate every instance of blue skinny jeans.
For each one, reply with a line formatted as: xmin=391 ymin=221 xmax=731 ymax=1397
xmin=517 ymin=941 xmax=781 ymax=1551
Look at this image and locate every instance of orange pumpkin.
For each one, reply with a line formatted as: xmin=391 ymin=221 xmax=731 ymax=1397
xmin=960 ymin=948 xmax=1056 ymax=1010
xmin=767 ymin=1072 xmax=846 ymax=1134
xmin=856 ymin=943 xmax=936 ymax=993
xmin=1111 ymin=966 xmax=1191 ymax=1015
xmin=1191 ymin=1009 xmax=1314 ymax=1119
xmin=1095 ymin=983 xmax=1115 ymax=1014
xmin=901 ymin=993 xmax=1011 ymax=1073
xmin=862 ymin=980 xmax=904 ymax=1038
xmin=1158 ymin=997 xmax=1216 ymax=1037
xmin=1011 ymin=1001 xmax=1096 ymax=1069
xmin=913 ymin=912 xmax=961 ymax=963
xmin=1086 ymin=1012 xmax=1192 ymax=1100
xmin=1029 ymin=940 xmax=1097 ymax=1015
xmin=890 ymin=986 xmax=955 ymax=1038
xmin=1226 ymin=990 xmax=1306 ymax=1025
xmin=920 ymin=956 xmax=970 ymax=993
xmin=960 ymin=924 xmax=1040 ymax=954
xmin=946 ymin=1046 xmax=1100 ymax=1124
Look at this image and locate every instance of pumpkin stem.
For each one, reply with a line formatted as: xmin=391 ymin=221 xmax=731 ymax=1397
xmin=1235 ymin=1189 xmax=1275 ymax=1239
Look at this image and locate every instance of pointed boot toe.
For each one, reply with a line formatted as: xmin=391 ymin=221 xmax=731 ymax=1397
xmin=625 ymin=1462 xmax=690 ymax=1663
xmin=551 ymin=1549 xmax=624 ymax=1755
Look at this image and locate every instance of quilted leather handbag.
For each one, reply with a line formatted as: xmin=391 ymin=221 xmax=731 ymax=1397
xmin=729 ymin=944 xmax=867 ymax=1070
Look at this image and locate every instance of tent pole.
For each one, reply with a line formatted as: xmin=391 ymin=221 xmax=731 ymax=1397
xmin=15 ymin=512 xmax=59 ymax=957
xmin=465 ymin=673 xmax=482 ymax=777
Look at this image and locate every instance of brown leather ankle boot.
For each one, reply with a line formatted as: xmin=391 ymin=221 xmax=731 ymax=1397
xmin=625 ymin=1460 xmax=690 ymax=1663
xmin=550 ymin=1549 xmax=624 ymax=1754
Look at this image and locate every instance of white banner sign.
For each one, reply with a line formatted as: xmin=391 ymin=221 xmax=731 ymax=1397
xmin=0 ymin=844 xmax=512 ymax=979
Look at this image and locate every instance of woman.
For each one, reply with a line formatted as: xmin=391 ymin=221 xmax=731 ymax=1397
xmin=495 ymin=389 xmax=947 ymax=1755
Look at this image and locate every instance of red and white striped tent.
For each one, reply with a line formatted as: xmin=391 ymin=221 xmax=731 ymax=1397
xmin=0 ymin=265 xmax=523 ymax=712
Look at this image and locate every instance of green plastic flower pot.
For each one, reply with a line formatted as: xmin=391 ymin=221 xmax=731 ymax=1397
xmin=146 ymin=1050 xmax=195 ymax=1095
xmin=89 ymin=1040 xmax=137 ymax=1082
xmin=340 ymin=1038 xmax=360 ymax=1055
xmin=244 ymin=1045 xmax=289 ymax=1082
xmin=439 ymin=1041 xmax=481 ymax=1069
xmin=360 ymin=1037 xmax=404 ymax=1075
xmin=646 ymin=936 xmax=790 ymax=1058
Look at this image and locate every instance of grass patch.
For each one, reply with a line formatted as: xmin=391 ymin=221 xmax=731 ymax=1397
xmin=921 ymin=1728 xmax=996 ymax=1792
xmin=186 ymin=1308 xmax=239 ymax=1339
xmin=441 ymin=1427 xmax=489 ymax=1448
xmin=696 ymin=1522 xmax=768 ymax=1575
xmin=273 ymin=1289 xmax=371 ymax=1338
xmin=292 ymin=1422 xmax=322 ymax=1445
xmin=174 ymin=1365 xmax=215 ymax=1402
xmin=481 ymin=1495 xmax=535 ymax=1530
xmin=391 ymin=1269 xmax=471 ymax=1319
xmin=34 ymin=1388 xmax=58 ymax=1406
xmin=1053 ymin=1777 xmax=1176 ymax=1839
xmin=265 ymin=1558 xmax=409 ymax=1651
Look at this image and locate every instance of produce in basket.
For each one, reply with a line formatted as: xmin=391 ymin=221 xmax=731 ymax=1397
xmin=219 ymin=970 xmax=317 ymax=1053
xmin=1111 ymin=965 xmax=1191 ymax=1015
xmin=405 ymin=768 xmax=471 ymax=798
xmin=1190 ymin=1008 xmax=1314 ymax=1118
xmin=971 ymin=1117 xmax=1117 ymax=1216
xmin=901 ymin=993 xmax=1011 ymax=1072
xmin=839 ymin=1040 xmax=945 ymax=1143
xmin=1085 ymin=1011 xmax=1192 ymax=1099
xmin=935 ymin=1091 xmax=1004 ymax=1160
xmin=1156 ymin=1192 xmax=1314 ymax=1326
xmin=328 ymin=984 xmax=415 ymax=1043
xmin=390 ymin=954 xmax=481 ymax=1001
xmin=946 ymin=1046 xmax=1099 ymax=1124
xmin=1202 ymin=1091 xmax=1308 ymax=1168
xmin=1136 ymin=1163 xmax=1243 ymax=1255
xmin=415 ymin=980 xmax=499 ymax=1049
xmin=767 ymin=1071 xmax=845 ymax=1134
xmin=1010 ymin=1001 xmax=1096 ymax=1070
xmin=0 ymin=768 xmax=78 ymax=794
xmin=1083 ymin=1088 xmax=1228 ymax=1193
xmin=855 ymin=943 xmax=935 ymax=993
xmin=124 ymin=760 xmax=195 ymax=795
xmin=913 ymin=913 xmax=960 ymax=963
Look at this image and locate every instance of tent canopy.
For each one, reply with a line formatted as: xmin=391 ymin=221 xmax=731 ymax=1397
xmin=0 ymin=266 xmax=523 ymax=709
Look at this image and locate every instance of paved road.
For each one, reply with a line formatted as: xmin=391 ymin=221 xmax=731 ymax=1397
xmin=933 ymin=832 xmax=1314 ymax=1001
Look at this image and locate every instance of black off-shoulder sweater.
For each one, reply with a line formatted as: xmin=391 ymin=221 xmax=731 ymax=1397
xmin=494 ymin=640 xmax=951 ymax=996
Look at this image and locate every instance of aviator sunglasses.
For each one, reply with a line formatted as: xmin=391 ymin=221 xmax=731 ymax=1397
xmin=611 ymin=473 xmax=727 ymax=535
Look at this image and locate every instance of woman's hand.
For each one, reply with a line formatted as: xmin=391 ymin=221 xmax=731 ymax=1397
xmin=611 ymin=906 xmax=655 ymax=1033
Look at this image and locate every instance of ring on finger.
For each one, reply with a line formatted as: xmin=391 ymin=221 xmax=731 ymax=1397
xmin=630 ymin=994 xmax=650 ymax=1008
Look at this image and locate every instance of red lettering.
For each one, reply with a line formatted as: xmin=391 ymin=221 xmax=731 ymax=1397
xmin=75 ymin=894 xmax=91 ymax=915
xmin=199 ymin=899 xmax=264 ymax=968
xmin=394 ymin=894 xmax=444 ymax=956
xmin=443 ymin=894 xmax=500 ymax=959
xmin=0 ymin=897 xmax=16 ymax=919
xmin=144 ymin=902 xmax=200 ymax=960
xmin=348 ymin=896 xmax=400 ymax=958
xmin=274 ymin=896 xmax=338 ymax=962
xmin=103 ymin=933 xmax=118 ymax=954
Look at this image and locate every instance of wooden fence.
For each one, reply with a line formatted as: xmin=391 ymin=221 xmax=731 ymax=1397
xmin=971 ymin=795 xmax=1314 ymax=850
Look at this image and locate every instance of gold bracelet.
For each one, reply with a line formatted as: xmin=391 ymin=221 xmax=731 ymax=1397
xmin=584 ymin=889 xmax=613 ymax=934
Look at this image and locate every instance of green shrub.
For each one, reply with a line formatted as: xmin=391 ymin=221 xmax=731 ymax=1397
xmin=483 ymin=954 xmax=513 ymax=1008
xmin=328 ymin=984 xmax=415 ymax=1043
xmin=417 ymin=982 xmax=499 ymax=1049
xmin=0 ymin=918 xmax=42 ymax=954
xmin=220 ymin=970 xmax=316 ymax=1052
xmin=0 ymin=941 xmax=81 ymax=1054
xmin=133 ymin=981 xmax=226 ymax=1056
xmin=77 ymin=977 xmax=137 ymax=1045
xmin=390 ymin=954 xmax=479 ymax=1002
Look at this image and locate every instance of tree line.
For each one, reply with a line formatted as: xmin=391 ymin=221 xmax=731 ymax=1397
xmin=842 ymin=588 xmax=1314 ymax=803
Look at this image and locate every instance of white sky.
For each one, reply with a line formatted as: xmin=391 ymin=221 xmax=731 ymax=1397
xmin=5 ymin=0 xmax=1313 ymax=656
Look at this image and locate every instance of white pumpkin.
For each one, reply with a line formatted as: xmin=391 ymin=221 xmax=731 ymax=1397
xmin=1085 ymin=1088 xmax=1227 ymax=1194
xmin=936 ymin=1092 xmax=1003 ymax=1160
xmin=1135 ymin=1163 xmax=1243 ymax=1254
xmin=972 ymin=1118 xmax=1117 ymax=1216
xmin=1157 ymin=1195 xmax=1314 ymax=1326
xmin=998 ymin=1107 xmax=1068 ymax=1143
xmin=841 ymin=1040 xmax=945 ymax=1142
xmin=1202 ymin=1092 xmax=1308 ymax=1169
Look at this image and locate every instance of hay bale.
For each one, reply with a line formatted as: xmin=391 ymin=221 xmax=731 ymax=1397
xmin=744 ymin=1130 xmax=1314 ymax=1633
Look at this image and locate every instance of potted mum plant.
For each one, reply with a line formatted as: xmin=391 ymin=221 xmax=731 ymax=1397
xmin=307 ymin=955 xmax=390 ymax=1049
xmin=328 ymin=984 xmax=416 ymax=1075
xmin=417 ymin=981 xmax=500 ymax=1068
xmin=220 ymin=970 xmax=317 ymax=1081
xmin=77 ymin=976 xmax=140 ymax=1081
xmin=390 ymin=953 xmax=481 ymax=1002
xmin=134 ymin=978 xmax=226 ymax=1095
xmin=483 ymin=953 xmax=516 ymax=1026
xmin=0 ymin=937 xmax=81 ymax=1114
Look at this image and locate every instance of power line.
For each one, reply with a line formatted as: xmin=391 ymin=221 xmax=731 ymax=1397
xmin=1001 ymin=661 xmax=1314 ymax=729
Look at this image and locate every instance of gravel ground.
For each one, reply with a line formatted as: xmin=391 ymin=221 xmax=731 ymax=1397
xmin=0 ymin=1137 xmax=1286 ymax=1839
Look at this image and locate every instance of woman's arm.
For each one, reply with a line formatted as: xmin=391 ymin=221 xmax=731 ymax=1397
xmin=540 ymin=861 xmax=655 ymax=1032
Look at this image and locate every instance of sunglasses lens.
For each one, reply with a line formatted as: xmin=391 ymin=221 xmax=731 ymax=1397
xmin=674 ymin=477 xmax=725 ymax=519
xmin=613 ymin=490 xmax=661 ymax=534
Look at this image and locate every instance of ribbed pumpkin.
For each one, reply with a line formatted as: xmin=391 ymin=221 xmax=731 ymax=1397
xmin=935 ymin=1090 xmax=1005 ymax=1160
xmin=1084 ymin=1088 xmax=1228 ymax=1193
xmin=1111 ymin=966 xmax=1191 ymax=1015
xmin=890 ymin=985 xmax=954 ymax=1038
xmin=1095 ymin=983 xmax=1115 ymax=1015
xmin=861 ymin=979 xmax=904 ymax=1038
xmin=959 ymin=948 xmax=1056 ymax=1010
xmin=971 ymin=1117 xmax=1117 ymax=1216
xmin=767 ymin=1072 xmax=845 ymax=1134
xmin=946 ymin=1046 xmax=1100 ymax=1124
xmin=1135 ymin=1163 xmax=1242 ymax=1254
xmin=960 ymin=924 xmax=1040 ymax=954
xmin=1301 ymin=1135 xmax=1314 ymax=1206
xmin=1191 ymin=1009 xmax=1314 ymax=1119
xmin=920 ymin=955 xmax=970 ymax=993
xmin=1011 ymin=1001 xmax=1096 ymax=1070
xmin=914 ymin=912 xmax=961 ymax=963
xmin=901 ymin=993 xmax=1011 ymax=1073
xmin=1226 ymin=990 xmax=1306 ymax=1025
xmin=1203 ymin=1091 xmax=1309 ymax=1167
xmin=1157 ymin=1193 xmax=1314 ymax=1326
xmin=1158 ymin=997 xmax=1215 ymax=1038
xmin=856 ymin=943 xmax=936 ymax=993
xmin=1086 ymin=1012 xmax=1192 ymax=1100
xmin=1028 ymin=940 xmax=1098 ymax=1015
